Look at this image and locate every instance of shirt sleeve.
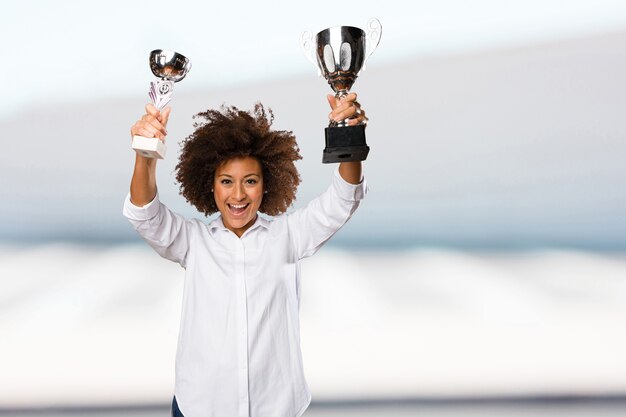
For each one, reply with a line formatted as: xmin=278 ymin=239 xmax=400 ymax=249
xmin=122 ymin=192 xmax=190 ymax=267
xmin=287 ymin=167 xmax=367 ymax=260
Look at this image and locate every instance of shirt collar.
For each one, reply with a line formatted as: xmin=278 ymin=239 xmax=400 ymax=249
xmin=208 ymin=214 xmax=271 ymax=236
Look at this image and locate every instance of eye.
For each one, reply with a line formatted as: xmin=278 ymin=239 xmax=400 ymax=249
xmin=246 ymin=179 xmax=257 ymax=185
xmin=220 ymin=179 xmax=232 ymax=185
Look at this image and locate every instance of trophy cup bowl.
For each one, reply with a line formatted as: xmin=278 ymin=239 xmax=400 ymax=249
xmin=315 ymin=26 xmax=366 ymax=98
xmin=132 ymin=49 xmax=192 ymax=159
xmin=301 ymin=19 xmax=381 ymax=163
xmin=149 ymin=49 xmax=191 ymax=82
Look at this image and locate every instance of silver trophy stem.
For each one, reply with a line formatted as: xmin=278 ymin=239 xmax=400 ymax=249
xmin=149 ymin=79 xmax=174 ymax=110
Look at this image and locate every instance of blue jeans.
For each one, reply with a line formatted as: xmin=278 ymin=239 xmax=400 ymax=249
xmin=172 ymin=396 xmax=184 ymax=417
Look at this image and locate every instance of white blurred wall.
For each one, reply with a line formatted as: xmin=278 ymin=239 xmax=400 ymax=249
xmin=2 ymin=29 xmax=626 ymax=247
xmin=1 ymin=246 xmax=625 ymax=406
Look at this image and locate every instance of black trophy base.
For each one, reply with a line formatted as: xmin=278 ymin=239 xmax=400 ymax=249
xmin=323 ymin=125 xmax=370 ymax=164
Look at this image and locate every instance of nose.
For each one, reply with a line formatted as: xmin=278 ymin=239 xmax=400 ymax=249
xmin=233 ymin=183 xmax=246 ymax=200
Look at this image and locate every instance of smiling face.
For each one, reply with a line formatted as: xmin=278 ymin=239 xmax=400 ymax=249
xmin=213 ymin=156 xmax=264 ymax=238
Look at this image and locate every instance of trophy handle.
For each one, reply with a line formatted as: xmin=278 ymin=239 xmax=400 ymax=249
xmin=300 ymin=30 xmax=321 ymax=76
xmin=364 ymin=18 xmax=382 ymax=64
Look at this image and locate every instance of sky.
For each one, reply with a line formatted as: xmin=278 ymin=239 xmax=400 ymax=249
xmin=3 ymin=0 xmax=626 ymax=119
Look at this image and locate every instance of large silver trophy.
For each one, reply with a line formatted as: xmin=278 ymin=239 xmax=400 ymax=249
xmin=132 ymin=49 xmax=191 ymax=159
xmin=301 ymin=19 xmax=382 ymax=163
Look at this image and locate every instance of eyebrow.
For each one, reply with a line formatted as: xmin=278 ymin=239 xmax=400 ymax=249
xmin=217 ymin=173 xmax=261 ymax=178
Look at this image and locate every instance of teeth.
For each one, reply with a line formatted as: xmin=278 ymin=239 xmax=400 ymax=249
xmin=230 ymin=204 xmax=247 ymax=209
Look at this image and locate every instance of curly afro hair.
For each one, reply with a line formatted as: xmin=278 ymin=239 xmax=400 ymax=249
xmin=175 ymin=103 xmax=302 ymax=216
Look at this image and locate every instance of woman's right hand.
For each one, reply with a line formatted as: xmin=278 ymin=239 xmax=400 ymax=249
xmin=130 ymin=104 xmax=171 ymax=142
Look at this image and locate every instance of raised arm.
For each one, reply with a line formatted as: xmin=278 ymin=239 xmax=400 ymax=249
xmin=129 ymin=104 xmax=171 ymax=206
xmin=326 ymin=92 xmax=368 ymax=185
xmin=124 ymin=104 xmax=190 ymax=266
xmin=285 ymin=93 xmax=369 ymax=259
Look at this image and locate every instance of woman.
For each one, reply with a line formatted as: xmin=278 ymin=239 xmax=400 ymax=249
xmin=124 ymin=93 xmax=368 ymax=417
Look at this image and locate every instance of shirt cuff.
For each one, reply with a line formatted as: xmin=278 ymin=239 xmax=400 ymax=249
xmin=123 ymin=192 xmax=161 ymax=221
xmin=332 ymin=167 xmax=368 ymax=201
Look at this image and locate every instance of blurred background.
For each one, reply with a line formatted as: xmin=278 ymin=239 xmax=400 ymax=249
xmin=2 ymin=0 xmax=626 ymax=416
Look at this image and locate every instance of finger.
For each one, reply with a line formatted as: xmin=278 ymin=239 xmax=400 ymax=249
xmin=326 ymin=94 xmax=338 ymax=111
xmin=140 ymin=114 xmax=167 ymax=135
xmin=347 ymin=109 xmax=367 ymax=126
xmin=347 ymin=115 xmax=365 ymax=126
xmin=131 ymin=123 xmax=153 ymax=139
xmin=132 ymin=121 xmax=165 ymax=140
xmin=145 ymin=103 xmax=162 ymax=122
xmin=143 ymin=121 xmax=166 ymax=140
xmin=338 ymin=92 xmax=358 ymax=105
xmin=333 ymin=98 xmax=360 ymax=114
xmin=161 ymin=106 xmax=172 ymax=127
xmin=330 ymin=100 xmax=356 ymax=120
xmin=332 ymin=104 xmax=359 ymax=122
xmin=134 ymin=126 xmax=161 ymax=139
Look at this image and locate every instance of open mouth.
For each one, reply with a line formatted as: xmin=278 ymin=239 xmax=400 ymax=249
xmin=227 ymin=203 xmax=249 ymax=216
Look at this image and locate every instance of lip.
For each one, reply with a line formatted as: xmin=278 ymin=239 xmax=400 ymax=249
xmin=227 ymin=203 xmax=250 ymax=217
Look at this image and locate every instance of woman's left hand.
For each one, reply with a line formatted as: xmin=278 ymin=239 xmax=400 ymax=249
xmin=326 ymin=92 xmax=368 ymax=126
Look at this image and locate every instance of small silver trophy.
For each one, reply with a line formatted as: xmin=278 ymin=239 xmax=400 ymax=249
xmin=132 ymin=49 xmax=191 ymax=159
xmin=301 ymin=19 xmax=382 ymax=163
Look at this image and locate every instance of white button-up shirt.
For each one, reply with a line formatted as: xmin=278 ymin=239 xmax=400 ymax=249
xmin=123 ymin=168 xmax=367 ymax=417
